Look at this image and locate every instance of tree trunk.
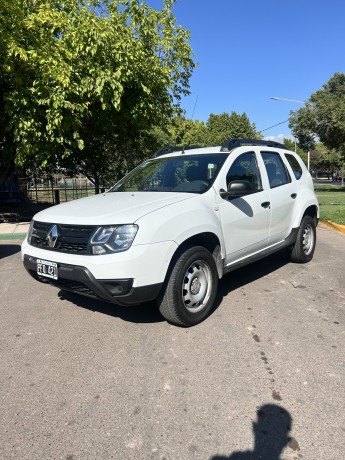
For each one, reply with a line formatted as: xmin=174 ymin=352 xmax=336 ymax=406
xmin=94 ymin=175 xmax=100 ymax=194
xmin=0 ymin=163 xmax=14 ymax=189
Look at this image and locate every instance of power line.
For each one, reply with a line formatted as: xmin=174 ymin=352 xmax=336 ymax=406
xmin=191 ymin=95 xmax=199 ymax=120
xmin=258 ymin=119 xmax=289 ymax=134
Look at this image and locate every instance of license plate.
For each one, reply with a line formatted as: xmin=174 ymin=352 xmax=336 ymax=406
xmin=37 ymin=259 xmax=58 ymax=280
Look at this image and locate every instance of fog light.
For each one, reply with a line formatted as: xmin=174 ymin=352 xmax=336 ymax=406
xmin=92 ymin=245 xmax=107 ymax=255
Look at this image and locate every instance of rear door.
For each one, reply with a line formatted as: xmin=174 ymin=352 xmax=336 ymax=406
xmin=260 ymin=151 xmax=298 ymax=244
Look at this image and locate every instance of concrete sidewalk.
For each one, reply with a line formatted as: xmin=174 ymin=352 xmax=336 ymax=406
xmin=0 ymin=222 xmax=30 ymax=240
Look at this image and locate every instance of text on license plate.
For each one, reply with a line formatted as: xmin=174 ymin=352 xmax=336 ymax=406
xmin=37 ymin=259 xmax=58 ymax=280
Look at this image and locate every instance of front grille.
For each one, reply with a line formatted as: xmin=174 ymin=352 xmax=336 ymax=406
xmin=31 ymin=221 xmax=96 ymax=254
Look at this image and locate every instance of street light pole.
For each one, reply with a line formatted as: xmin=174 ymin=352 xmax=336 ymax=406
xmin=270 ymin=97 xmax=310 ymax=170
xmin=270 ymin=97 xmax=306 ymax=104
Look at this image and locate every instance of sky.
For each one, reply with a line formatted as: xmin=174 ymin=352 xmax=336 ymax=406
xmin=146 ymin=0 xmax=345 ymax=142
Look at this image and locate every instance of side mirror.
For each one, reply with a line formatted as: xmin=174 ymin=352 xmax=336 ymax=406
xmin=220 ymin=180 xmax=253 ymax=199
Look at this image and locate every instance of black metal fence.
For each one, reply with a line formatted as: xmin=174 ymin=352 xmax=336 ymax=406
xmin=0 ymin=178 xmax=109 ymax=207
xmin=28 ymin=185 xmax=94 ymax=205
xmin=27 ymin=177 xmax=111 ymax=204
xmin=0 ymin=190 xmax=25 ymax=205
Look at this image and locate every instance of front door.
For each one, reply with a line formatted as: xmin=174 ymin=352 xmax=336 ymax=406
xmin=217 ymin=151 xmax=271 ymax=265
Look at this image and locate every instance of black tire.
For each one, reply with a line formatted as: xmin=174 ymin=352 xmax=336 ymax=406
xmin=290 ymin=215 xmax=316 ymax=263
xmin=158 ymin=246 xmax=218 ymax=327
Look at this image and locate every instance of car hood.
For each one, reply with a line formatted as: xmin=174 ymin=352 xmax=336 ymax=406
xmin=33 ymin=191 xmax=196 ymax=225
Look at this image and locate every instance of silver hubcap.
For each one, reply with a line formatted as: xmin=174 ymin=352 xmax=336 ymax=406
xmin=182 ymin=260 xmax=212 ymax=313
xmin=303 ymin=224 xmax=314 ymax=255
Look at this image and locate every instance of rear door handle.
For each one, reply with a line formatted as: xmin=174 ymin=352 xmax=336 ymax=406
xmin=291 ymin=193 xmax=297 ymax=199
xmin=261 ymin=201 xmax=270 ymax=208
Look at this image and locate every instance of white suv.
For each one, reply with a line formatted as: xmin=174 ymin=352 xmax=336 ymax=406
xmin=22 ymin=138 xmax=319 ymax=327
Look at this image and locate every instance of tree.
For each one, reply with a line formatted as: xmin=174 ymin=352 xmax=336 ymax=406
xmin=0 ymin=0 xmax=22 ymax=187
xmin=289 ymin=72 xmax=345 ymax=157
xmin=150 ymin=112 xmax=259 ymax=154
xmin=204 ymin=112 xmax=259 ymax=146
xmin=283 ymin=138 xmax=307 ymax=164
xmin=288 ymin=105 xmax=316 ymax=153
xmin=160 ymin=116 xmax=207 ymax=146
xmin=310 ymin=143 xmax=342 ymax=179
xmin=0 ymin=0 xmax=195 ymax=190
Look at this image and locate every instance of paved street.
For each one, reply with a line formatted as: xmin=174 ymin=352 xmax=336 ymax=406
xmin=0 ymin=226 xmax=344 ymax=460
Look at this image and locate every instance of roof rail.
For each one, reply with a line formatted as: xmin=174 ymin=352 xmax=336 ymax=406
xmin=153 ymin=145 xmax=201 ymax=158
xmin=153 ymin=146 xmax=182 ymax=158
xmin=220 ymin=138 xmax=288 ymax=152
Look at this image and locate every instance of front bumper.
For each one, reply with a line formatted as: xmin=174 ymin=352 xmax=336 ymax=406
xmin=23 ymin=255 xmax=163 ymax=306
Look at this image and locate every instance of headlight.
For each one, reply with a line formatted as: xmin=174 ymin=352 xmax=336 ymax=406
xmin=27 ymin=220 xmax=34 ymax=244
xmin=90 ymin=224 xmax=138 ymax=255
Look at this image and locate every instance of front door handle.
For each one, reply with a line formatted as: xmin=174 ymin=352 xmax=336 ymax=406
xmin=291 ymin=193 xmax=297 ymax=199
xmin=261 ymin=201 xmax=270 ymax=208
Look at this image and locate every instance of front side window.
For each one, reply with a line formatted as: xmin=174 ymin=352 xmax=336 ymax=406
xmin=110 ymin=153 xmax=228 ymax=194
xmin=226 ymin=152 xmax=262 ymax=192
xmin=261 ymin=152 xmax=291 ymax=188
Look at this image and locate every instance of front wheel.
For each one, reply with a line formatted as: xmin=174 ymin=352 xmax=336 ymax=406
xmin=158 ymin=246 xmax=219 ymax=327
xmin=290 ymin=215 xmax=316 ymax=263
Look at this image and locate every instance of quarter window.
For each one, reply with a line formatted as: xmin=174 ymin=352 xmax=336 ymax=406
xmin=285 ymin=153 xmax=303 ymax=180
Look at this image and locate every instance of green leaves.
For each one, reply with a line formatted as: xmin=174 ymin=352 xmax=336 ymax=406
xmin=289 ymin=72 xmax=345 ymax=157
xmin=0 ymin=0 xmax=195 ymax=183
xmin=151 ymin=112 xmax=259 ymax=150
xmin=289 ymin=105 xmax=316 ymax=152
xmin=205 ymin=112 xmax=258 ymax=146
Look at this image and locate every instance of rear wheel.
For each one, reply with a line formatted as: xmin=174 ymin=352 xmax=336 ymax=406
xmin=290 ymin=215 xmax=316 ymax=263
xmin=159 ymin=246 xmax=218 ymax=327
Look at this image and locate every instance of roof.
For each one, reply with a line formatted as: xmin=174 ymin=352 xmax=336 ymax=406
xmin=153 ymin=138 xmax=289 ymax=159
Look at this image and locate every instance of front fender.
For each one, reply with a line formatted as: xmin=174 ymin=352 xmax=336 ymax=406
xmin=134 ymin=191 xmax=225 ymax=255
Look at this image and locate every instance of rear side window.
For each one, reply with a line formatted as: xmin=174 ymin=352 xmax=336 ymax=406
xmin=285 ymin=153 xmax=303 ymax=180
xmin=261 ymin=152 xmax=291 ymax=188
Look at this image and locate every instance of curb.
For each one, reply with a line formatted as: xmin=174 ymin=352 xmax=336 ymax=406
xmin=319 ymin=221 xmax=345 ymax=235
xmin=0 ymin=222 xmax=30 ymax=241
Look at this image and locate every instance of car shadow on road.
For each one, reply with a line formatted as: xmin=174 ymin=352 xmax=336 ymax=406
xmin=210 ymin=403 xmax=297 ymax=459
xmin=216 ymin=249 xmax=290 ymax=303
xmin=57 ymin=249 xmax=290 ymax=325
xmin=0 ymin=243 xmax=21 ymax=259
xmin=58 ymin=290 xmax=165 ymax=324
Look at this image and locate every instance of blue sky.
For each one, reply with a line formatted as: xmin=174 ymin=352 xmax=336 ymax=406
xmin=146 ymin=0 xmax=345 ymax=142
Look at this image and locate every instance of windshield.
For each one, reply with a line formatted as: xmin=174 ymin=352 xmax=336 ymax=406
xmin=110 ymin=153 xmax=228 ymax=194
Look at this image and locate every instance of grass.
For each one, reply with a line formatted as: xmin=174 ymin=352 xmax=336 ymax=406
xmin=314 ymin=184 xmax=345 ymax=225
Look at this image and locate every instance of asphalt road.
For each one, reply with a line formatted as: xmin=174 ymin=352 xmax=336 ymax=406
xmin=0 ymin=226 xmax=344 ymax=460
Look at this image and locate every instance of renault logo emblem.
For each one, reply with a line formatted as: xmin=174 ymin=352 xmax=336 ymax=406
xmin=47 ymin=225 xmax=59 ymax=248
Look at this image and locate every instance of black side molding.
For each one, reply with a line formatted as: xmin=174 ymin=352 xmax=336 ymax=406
xmin=223 ymin=228 xmax=299 ymax=275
